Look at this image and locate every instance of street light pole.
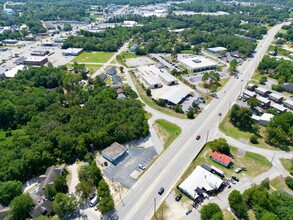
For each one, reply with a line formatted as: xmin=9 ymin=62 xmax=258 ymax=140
xmin=206 ymin=130 xmax=209 ymax=144
xmin=154 ymin=198 xmax=157 ymax=219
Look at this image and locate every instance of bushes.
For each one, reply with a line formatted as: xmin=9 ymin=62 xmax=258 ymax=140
xmin=285 ymin=176 xmax=293 ymax=190
xmin=250 ymin=135 xmax=259 ymax=144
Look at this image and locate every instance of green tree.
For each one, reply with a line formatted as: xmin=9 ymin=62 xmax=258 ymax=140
xmin=54 ymin=175 xmax=68 ymax=193
xmin=76 ymin=181 xmax=94 ymax=200
xmin=228 ymin=59 xmax=237 ymax=75
xmin=230 ymin=104 xmax=254 ymax=131
xmin=98 ymin=196 xmax=114 ymax=214
xmin=285 ymin=176 xmax=293 ymax=190
xmin=228 ymin=190 xmax=248 ymax=220
xmin=187 ymin=110 xmax=194 ymax=119
xmin=52 ymin=193 xmax=78 ymax=218
xmin=8 ymin=194 xmax=33 ymax=220
xmin=45 ymin=184 xmax=57 ymax=200
xmin=200 ymin=203 xmax=223 ymax=220
xmin=146 ymin=88 xmax=152 ymax=97
xmin=207 ymin=138 xmax=230 ymax=155
xmin=250 ymin=135 xmax=259 ymax=144
xmin=0 ymin=181 xmax=22 ymax=206
xmin=63 ymin=23 xmax=72 ymax=31
xmin=247 ymin=98 xmax=261 ymax=108
xmin=261 ymin=212 xmax=279 ymax=220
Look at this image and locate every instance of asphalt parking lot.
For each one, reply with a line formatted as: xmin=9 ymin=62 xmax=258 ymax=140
xmin=103 ymin=147 xmax=157 ymax=189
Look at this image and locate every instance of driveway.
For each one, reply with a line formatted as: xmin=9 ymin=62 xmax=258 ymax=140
xmin=103 ymin=147 xmax=157 ymax=189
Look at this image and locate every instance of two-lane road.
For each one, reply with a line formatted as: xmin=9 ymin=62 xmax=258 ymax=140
xmin=116 ymin=23 xmax=287 ymax=220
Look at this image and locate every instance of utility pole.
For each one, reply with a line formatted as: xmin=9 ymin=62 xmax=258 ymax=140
xmin=154 ymin=198 xmax=157 ymax=219
xmin=206 ymin=130 xmax=209 ymax=144
xmin=112 ymin=177 xmax=117 ymax=192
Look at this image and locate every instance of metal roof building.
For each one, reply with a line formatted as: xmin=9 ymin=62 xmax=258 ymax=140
xmin=255 ymin=87 xmax=270 ymax=97
xmin=268 ymin=93 xmax=283 ymax=103
xmin=284 ymin=99 xmax=293 ymax=110
xmin=158 ymin=71 xmax=178 ymax=86
xmin=178 ymin=56 xmax=217 ymax=72
xmin=207 ymin=47 xmax=227 ymax=54
xmin=271 ymin=103 xmax=287 ymax=113
xmin=141 ymin=75 xmax=162 ymax=89
xmin=159 ymin=87 xmax=191 ymax=105
xmin=178 ymin=166 xmax=223 ymax=200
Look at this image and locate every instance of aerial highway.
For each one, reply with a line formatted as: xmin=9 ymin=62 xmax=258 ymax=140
xmin=115 ymin=22 xmax=288 ymax=220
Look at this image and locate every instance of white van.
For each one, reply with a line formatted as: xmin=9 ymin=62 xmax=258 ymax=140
xmin=89 ymin=196 xmax=99 ymax=207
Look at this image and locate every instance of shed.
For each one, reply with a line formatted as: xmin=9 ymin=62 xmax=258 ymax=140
xmin=268 ymin=93 xmax=283 ymax=103
xmin=247 ymin=83 xmax=257 ymax=91
xmin=255 ymin=87 xmax=270 ymax=97
xmin=102 ymin=142 xmax=128 ymax=165
xmin=209 ymin=151 xmax=233 ymax=168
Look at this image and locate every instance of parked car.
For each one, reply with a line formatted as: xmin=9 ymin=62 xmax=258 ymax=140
xmin=138 ymin=164 xmax=146 ymax=170
xmin=242 ymin=167 xmax=247 ymax=171
xmin=196 ymin=135 xmax=201 ymax=140
xmin=175 ymin=194 xmax=182 ymax=202
xmin=232 ymin=176 xmax=239 ymax=182
xmin=186 ymin=210 xmax=192 ymax=215
xmin=235 ymin=167 xmax=243 ymax=173
xmin=158 ymin=187 xmax=165 ymax=195
xmin=94 ymin=206 xmax=98 ymax=211
xmin=230 ymin=179 xmax=236 ymax=184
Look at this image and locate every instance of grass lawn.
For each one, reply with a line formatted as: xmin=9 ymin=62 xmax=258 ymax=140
xmin=198 ymin=78 xmax=230 ymax=92
xmin=119 ymin=51 xmax=140 ymax=59
xmin=85 ymin=64 xmax=102 ymax=74
xmin=268 ymin=45 xmax=291 ymax=57
xmin=280 ymin=158 xmax=292 ymax=173
xmin=72 ymin=51 xmax=114 ymax=63
xmin=129 ymin=71 xmax=187 ymax=119
xmin=181 ymin=49 xmax=193 ymax=54
xmin=153 ymin=119 xmax=182 ymax=149
xmin=223 ymin=209 xmax=234 ymax=220
xmin=270 ymin=176 xmax=293 ymax=192
xmin=145 ymin=112 xmax=153 ymax=120
xmin=219 ymin=111 xmax=278 ymax=150
xmin=151 ymin=202 xmax=169 ymax=220
xmin=175 ymin=143 xmax=272 ymax=201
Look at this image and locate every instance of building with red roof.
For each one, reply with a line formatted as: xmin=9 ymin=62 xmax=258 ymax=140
xmin=209 ymin=151 xmax=233 ymax=168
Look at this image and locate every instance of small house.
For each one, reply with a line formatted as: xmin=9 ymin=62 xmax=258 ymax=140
xmin=247 ymin=83 xmax=257 ymax=91
xmin=209 ymin=151 xmax=233 ymax=168
xmin=102 ymin=142 xmax=128 ymax=165
xmin=255 ymin=87 xmax=270 ymax=97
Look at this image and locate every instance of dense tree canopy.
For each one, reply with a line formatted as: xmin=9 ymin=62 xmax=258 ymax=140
xmin=200 ymin=203 xmax=223 ymax=220
xmin=52 ymin=193 xmax=78 ymax=218
xmin=0 ymin=65 xmax=149 ymax=183
xmin=0 ymin=181 xmax=22 ymax=206
xmin=228 ymin=190 xmax=249 ymax=220
xmin=8 ymin=194 xmax=33 ymax=220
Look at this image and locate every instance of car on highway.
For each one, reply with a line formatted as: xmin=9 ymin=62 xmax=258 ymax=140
xmin=232 ymin=176 xmax=239 ymax=182
xmin=175 ymin=194 xmax=182 ymax=202
xmin=138 ymin=164 xmax=146 ymax=170
xmin=196 ymin=135 xmax=201 ymax=140
xmin=158 ymin=187 xmax=165 ymax=195
xmin=218 ymin=113 xmax=222 ymax=116
xmin=186 ymin=210 xmax=192 ymax=215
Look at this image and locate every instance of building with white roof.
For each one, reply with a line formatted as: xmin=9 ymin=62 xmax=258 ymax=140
xmin=268 ymin=93 xmax=283 ymax=103
xmin=251 ymin=113 xmax=274 ymax=126
xmin=141 ymin=75 xmax=162 ymax=89
xmin=247 ymin=83 xmax=257 ymax=91
xmin=158 ymin=71 xmax=178 ymax=86
xmin=3 ymin=65 xmax=25 ymax=78
xmin=283 ymin=99 xmax=293 ymax=110
xmin=178 ymin=166 xmax=223 ymax=200
xmin=207 ymin=47 xmax=227 ymax=54
xmin=159 ymin=87 xmax=191 ymax=105
xmin=243 ymin=90 xmax=256 ymax=98
xmin=271 ymin=103 xmax=287 ymax=113
xmin=178 ymin=56 xmax=217 ymax=72
xmin=256 ymin=96 xmax=271 ymax=107
xmin=62 ymin=48 xmax=84 ymax=56
xmin=255 ymin=87 xmax=270 ymax=97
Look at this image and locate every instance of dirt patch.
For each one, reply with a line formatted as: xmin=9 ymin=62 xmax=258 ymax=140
xmin=104 ymin=176 xmax=128 ymax=206
xmin=153 ymin=123 xmax=169 ymax=146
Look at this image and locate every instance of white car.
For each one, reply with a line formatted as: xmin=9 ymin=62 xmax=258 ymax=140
xmin=138 ymin=164 xmax=146 ymax=170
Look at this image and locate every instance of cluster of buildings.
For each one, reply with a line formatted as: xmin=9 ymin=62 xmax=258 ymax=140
xmin=243 ymin=84 xmax=293 ymax=125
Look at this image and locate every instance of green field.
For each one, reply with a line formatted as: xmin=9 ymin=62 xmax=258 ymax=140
xmin=175 ymin=143 xmax=272 ymax=202
xmin=267 ymin=45 xmax=291 ymax=57
xmin=270 ymin=176 xmax=293 ymax=192
xmin=198 ymin=77 xmax=230 ymax=92
xmin=219 ymin=111 xmax=277 ymax=150
xmin=153 ymin=119 xmax=182 ymax=149
xmin=72 ymin=51 xmax=114 ymax=63
xmin=280 ymin=158 xmax=292 ymax=173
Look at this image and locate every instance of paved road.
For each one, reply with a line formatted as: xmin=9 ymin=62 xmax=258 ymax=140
xmin=115 ymin=23 xmax=288 ymax=220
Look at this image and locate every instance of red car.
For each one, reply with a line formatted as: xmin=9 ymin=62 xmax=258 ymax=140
xmin=196 ymin=135 xmax=201 ymax=140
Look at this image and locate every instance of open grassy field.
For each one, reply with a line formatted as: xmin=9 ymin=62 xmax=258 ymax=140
xmin=198 ymin=77 xmax=230 ymax=92
xmin=268 ymin=45 xmax=291 ymax=57
xmin=151 ymin=202 xmax=169 ymax=220
xmin=219 ymin=111 xmax=277 ymax=150
xmin=280 ymin=158 xmax=292 ymax=173
xmin=270 ymin=176 xmax=293 ymax=193
xmin=119 ymin=52 xmax=140 ymax=59
xmin=84 ymin=64 xmax=102 ymax=74
xmin=72 ymin=51 xmax=114 ymax=63
xmin=175 ymin=143 xmax=272 ymax=201
xmin=129 ymin=71 xmax=187 ymax=119
xmin=153 ymin=119 xmax=182 ymax=149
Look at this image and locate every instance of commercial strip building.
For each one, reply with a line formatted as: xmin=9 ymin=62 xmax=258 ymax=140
xmin=206 ymin=47 xmax=227 ymax=54
xmin=102 ymin=142 xmax=128 ymax=165
xmin=159 ymin=87 xmax=191 ymax=105
xmin=62 ymin=48 xmax=84 ymax=56
xmin=15 ymin=56 xmax=48 ymax=66
xmin=0 ymin=65 xmax=25 ymax=78
xmin=178 ymin=166 xmax=224 ymax=200
xmin=178 ymin=56 xmax=217 ymax=72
